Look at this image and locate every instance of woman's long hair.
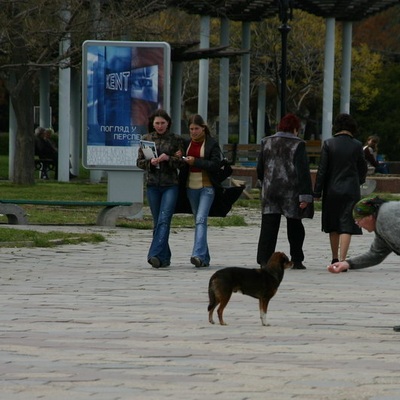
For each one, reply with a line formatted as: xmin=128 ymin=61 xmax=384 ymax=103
xmin=188 ymin=114 xmax=211 ymax=137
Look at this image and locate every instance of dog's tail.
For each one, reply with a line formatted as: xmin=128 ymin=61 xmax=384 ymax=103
xmin=207 ymin=280 xmax=217 ymax=312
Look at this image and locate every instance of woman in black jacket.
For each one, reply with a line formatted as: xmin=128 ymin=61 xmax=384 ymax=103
xmin=179 ymin=114 xmax=222 ymax=268
xmin=314 ymin=113 xmax=368 ymax=264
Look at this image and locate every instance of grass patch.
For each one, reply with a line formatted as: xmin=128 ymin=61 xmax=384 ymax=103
xmin=0 ymin=181 xmax=109 ymax=225
xmin=0 ymin=180 xmax=251 ymax=226
xmin=0 ymin=227 xmax=105 ymax=248
xmin=0 ymin=181 xmax=107 ymax=200
xmin=1 ymin=174 xmax=398 ymax=248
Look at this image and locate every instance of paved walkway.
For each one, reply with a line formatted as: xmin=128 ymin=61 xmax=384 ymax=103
xmin=0 ymin=211 xmax=399 ymax=400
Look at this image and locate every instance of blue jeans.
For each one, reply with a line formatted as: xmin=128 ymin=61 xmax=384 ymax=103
xmin=187 ymin=186 xmax=215 ymax=265
xmin=147 ymin=185 xmax=179 ymax=266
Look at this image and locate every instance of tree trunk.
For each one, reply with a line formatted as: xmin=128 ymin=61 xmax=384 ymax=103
xmin=6 ymin=2 xmax=36 ymax=185
xmin=10 ymin=78 xmax=36 ymax=184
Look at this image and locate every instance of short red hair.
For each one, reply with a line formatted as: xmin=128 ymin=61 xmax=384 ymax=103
xmin=278 ymin=113 xmax=301 ymax=133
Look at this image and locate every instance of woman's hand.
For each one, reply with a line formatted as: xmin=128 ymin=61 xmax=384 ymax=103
xmin=183 ymin=156 xmax=195 ymax=166
xmin=150 ymin=158 xmax=159 ymax=167
xmin=157 ymin=153 xmax=170 ymax=163
xmin=327 ymin=261 xmax=350 ymax=273
xmin=299 ymin=201 xmax=308 ymax=209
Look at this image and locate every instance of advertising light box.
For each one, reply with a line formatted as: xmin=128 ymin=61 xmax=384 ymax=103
xmin=82 ymin=40 xmax=171 ymax=169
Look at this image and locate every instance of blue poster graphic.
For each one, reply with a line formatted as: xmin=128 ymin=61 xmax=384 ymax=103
xmin=82 ymin=41 xmax=170 ymax=169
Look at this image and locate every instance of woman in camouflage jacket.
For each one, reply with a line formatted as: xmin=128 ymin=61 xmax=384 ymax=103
xmin=137 ymin=109 xmax=184 ymax=269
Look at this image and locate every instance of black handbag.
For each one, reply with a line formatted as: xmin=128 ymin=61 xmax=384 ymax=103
xmin=216 ymin=157 xmax=233 ymax=183
xmin=209 ymin=185 xmax=245 ymax=217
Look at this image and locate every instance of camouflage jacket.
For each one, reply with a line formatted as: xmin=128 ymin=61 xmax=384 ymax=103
xmin=136 ymin=130 xmax=185 ymax=187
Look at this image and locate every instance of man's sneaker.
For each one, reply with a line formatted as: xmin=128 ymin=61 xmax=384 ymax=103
xmin=393 ymin=325 xmax=400 ymax=332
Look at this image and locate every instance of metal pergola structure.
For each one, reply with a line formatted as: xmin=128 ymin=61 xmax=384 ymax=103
xmin=165 ymin=0 xmax=399 ymax=22
xmin=28 ymin=1 xmax=399 ymax=187
xmin=160 ymin=0 xmax=399 ymax=143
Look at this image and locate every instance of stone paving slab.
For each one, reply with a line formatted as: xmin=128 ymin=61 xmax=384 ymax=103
xmin=0 ymin=211 xmax=399 ymax=400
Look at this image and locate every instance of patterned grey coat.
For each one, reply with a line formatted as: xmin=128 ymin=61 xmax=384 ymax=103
xmin=257 ymin=132 xmax=314 ymax=219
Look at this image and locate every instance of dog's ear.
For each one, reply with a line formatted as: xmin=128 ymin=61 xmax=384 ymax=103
xmin=274 ymin=252 xmax=288 ymax=263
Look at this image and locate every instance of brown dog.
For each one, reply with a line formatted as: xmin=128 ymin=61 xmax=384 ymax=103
xmin=208 ymin=252 xmax=293 ymax=326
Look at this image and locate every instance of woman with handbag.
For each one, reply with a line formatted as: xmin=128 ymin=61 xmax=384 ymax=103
xmin=179 ymin=114 xmax=224 ymax=268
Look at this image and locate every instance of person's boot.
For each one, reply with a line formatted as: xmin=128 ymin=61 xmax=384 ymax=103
xmin=292 ymin=262 xmax=306 ymax=270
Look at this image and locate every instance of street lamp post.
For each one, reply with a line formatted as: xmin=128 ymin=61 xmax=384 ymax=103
xmin=278 ymin=0 xmax=293 ymax=120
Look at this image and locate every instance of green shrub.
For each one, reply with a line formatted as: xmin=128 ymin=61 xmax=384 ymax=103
xmin=0 ymin=133 xmax=9 ymax=156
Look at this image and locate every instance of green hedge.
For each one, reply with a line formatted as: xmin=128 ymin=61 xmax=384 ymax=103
xmin=0 ymin=133 xmax=8 ymax=155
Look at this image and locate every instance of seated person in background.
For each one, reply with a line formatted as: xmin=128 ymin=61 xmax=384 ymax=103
xmin=35 ymin=127 xmax=58 ymax=179
xmin=34 ymin=127 xmax=76 ymax=179
xmin=363 ymin=135 xmax=389 ymax=174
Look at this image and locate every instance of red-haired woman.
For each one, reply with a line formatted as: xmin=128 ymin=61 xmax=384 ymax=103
xmin=257 ymin=113 xmax=314 ymax=270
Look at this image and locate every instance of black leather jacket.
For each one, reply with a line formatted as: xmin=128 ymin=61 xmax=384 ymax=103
xmin=314 ymin=133 xmax=368 ymax=199
xmin=178 ymin=136 xmax=223 ymax=189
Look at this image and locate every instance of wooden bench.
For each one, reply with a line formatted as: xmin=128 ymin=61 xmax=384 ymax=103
xmin=223 ymin=140 xmax=322 ymax=166
xmin=223 ymin=144 xmax=259 ymax=166
xmin=0 ymin=200 xmax=142 ymax=227
xmin=305 ymin=140 xmax=322 ymax=165
xmin=34 ymin=158 xmax=56 ymax=179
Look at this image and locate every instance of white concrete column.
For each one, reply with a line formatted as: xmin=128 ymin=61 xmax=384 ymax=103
xmin=39 ymin=68 xmax=51 ymax=128
xmin=321 ymin=18 xmax=336 ymax=143
xmin=70 ymin=69 xmax=80 ymax=176
xmin=8 ymin=103 xmax=16 ymax=180
xmin=171 ymin=61 xmax=183 ymax=135
xmin=256 ymin=83 xmax=267 ymax=143
xmin=239 ymin=21 xmax=251 ymax=144
xmin=340 ymin=21 xmax=353 ymax=114
xmin=218 ymin=17 xmax=230 ymax=146
xmin=58 ymin=4 xmax=71 ymax=181
xmin=198 ymin=15 xmax=210 ymax=120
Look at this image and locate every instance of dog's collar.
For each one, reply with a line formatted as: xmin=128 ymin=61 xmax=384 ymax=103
xmin=262 ymin=266 xmax=282 ymax=283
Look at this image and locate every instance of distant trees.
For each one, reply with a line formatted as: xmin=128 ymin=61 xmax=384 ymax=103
xmin=0 ymin=1 xmax=399 ymax=185
xmin=351 ymin=4 xmax=400 ymax=160
xmin=0 ymin=0 xmax=163 ymax=184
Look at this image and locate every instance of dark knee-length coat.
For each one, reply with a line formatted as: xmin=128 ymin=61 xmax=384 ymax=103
xmin=313 ymin=133 xmax=368 ymax=234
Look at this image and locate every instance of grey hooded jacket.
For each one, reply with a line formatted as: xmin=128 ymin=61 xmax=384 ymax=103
xmin=348 ymin=202 xmax=400 ymax=269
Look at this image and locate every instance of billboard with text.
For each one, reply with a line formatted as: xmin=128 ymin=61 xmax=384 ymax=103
xmin=82 ymin=40 xmax=170 ymax=169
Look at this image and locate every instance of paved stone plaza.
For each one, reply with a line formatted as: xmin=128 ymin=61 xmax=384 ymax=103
xmin=0 ymin=211 xmax=399 ymax=400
